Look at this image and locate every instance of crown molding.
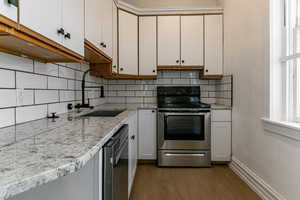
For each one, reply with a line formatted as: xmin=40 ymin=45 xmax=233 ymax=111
xmin=117 ymin=0 xmax=224 ymax=15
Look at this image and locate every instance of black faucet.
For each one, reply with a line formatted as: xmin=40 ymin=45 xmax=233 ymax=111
xmin=75 ymin=69 xmax=104 ymax=110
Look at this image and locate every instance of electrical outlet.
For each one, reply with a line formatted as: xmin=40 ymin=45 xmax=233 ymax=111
xmin=16 ymin=88 xmax=24 ymax=106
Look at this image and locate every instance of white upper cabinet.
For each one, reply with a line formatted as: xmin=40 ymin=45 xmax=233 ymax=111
xmin=99 ymin=0 xmax=113 ymax=57
xmin=0 ymin=0 xmax=18 ymax=22
xmin=19 ymin=0 xmax=62 ymax=44
xmin=112 ymin=1 xmax=118 ymax=73
xmin=19 ymin=0 xmax=84 ymax=56
xmin=118 ymin=10 xmax=138 ymax=75
xmin=204 ymin=15 xmax=223 ymax=75
xmin=181 ymin=16 xmax=204 ymax=66
xmin=85 ymin=0 xmax=102 ymax=49
xmin=157 ymin=16 xmax=180 ymax=66
xmin=139 ymin=16 xmax=157 ymax=76
xmin=62 ymin=0 xmax=84 ymax=56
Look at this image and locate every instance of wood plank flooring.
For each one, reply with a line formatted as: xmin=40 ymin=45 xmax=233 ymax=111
xmin=130 ymin=164 xmax=262 ymax=200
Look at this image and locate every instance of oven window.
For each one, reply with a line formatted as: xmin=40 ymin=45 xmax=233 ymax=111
xmin=164 ymin=115 xmax=205 ymax=140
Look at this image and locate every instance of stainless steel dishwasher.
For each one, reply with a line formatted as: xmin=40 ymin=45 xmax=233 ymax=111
xmin=103 ymin=124 xmax=129 ymax=200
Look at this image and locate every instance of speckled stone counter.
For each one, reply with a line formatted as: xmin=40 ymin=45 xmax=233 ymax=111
xmin=0 ymin=103 xmax=156 ymax=200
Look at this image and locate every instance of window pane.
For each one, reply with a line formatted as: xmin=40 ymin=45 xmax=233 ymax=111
xmin=285 ymin=0 xmax=300 ymax=56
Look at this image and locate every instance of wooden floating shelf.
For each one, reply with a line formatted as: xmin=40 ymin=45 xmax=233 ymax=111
xmin=0 ymin=15 xmax=83 ymax=63
xmin=157 ymin=66 xmax=204 ymax=70
xmin=200 ymin=75 xmax=224 ymax=79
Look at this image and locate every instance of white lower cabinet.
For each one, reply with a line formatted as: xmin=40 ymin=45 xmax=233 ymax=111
xmin=11 ymin=151 xmax=101 ymax=200
xmin=128 ymin=112 xmax=138 ymax=195
xmin=211 ymin=110 xmax=232 ymax=162
xmin=138 ymin=109 xmax=157 ymax=160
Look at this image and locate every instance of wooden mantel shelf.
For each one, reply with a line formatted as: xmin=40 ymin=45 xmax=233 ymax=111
xmin=157 ymin=66 xmax=204 ymax=70
xmin=0 ymin=15 xmax=83 ymax=63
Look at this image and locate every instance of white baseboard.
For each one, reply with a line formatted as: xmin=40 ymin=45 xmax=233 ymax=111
xmin=230 ymin=157 xmax=286 ymax=200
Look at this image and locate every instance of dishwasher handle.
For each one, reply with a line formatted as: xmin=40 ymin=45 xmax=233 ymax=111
xmin=113 ymin=139 xmax=128 ymax=167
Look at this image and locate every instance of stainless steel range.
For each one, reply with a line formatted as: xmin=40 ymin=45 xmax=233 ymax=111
xmin=157 ymin=86 xmax=211 ymax=167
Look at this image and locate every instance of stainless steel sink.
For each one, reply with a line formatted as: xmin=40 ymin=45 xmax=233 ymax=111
xmin=82 ymin=110 xmax=125 ymax=117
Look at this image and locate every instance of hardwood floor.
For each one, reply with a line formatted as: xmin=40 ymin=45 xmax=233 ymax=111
xmin=130 ymin=164 xmax=262 ymax=200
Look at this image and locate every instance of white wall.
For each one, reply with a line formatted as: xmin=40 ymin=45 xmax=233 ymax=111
xmin=222 ymin=0 xmax=300 ymax=199
xmin=121 ymin=0 xmax=221 ymax=9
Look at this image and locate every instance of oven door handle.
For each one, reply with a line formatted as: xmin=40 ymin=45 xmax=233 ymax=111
xmin=164 ymin=113 xmax=208 ymax=116
xmin=164 ymin=153 xmax=206 ymax=157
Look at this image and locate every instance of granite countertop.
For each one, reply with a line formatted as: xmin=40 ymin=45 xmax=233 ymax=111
xmin=0 ymin=103 xmax=230 ymax=200
xmin=0 ymin=103 xmax=156 ymax=200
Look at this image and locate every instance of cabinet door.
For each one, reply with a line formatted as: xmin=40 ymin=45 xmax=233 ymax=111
xmin=211 ymin=122 xmax=231 ymax=161
xmin=181 ymin=16 xmax=204 ymax=66
xmin=62 ymin=0 xmax=84 ymax=56
xmin=112 ymin=1 xmax=118 ymax=73
xmin=100 ymin=0 xmax=113 ymax=58
xmin=19 ymin=0 xmax=62 ymax=44
xmin=138 ymin=109 xmax=157 ymax=160
xmin=157 ymin=16 xmax=180 ymax=66
xmin=139 ymin=16 xmax=157 ymax=76
xmin=128 ymin=112 xmax=138 ymax=195
xmin=204 ymin=15 xmax=223 ymax=75
xmin=85 ymin=0 xmax=101 ymax=49
xmin=0 ymin=0 xmax=18 ymax=22
xmin=118 ymin=10 xmax=138 ymax=75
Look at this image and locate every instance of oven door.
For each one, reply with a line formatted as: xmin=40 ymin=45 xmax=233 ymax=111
xmin=158 ymin=112 xmax=211 ymax=150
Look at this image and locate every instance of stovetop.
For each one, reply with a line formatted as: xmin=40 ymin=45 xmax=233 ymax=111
xmin=157 ymin=86 xmax=211 ymax=109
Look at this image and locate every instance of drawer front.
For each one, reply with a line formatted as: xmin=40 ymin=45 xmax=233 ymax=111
xmin=211 ymin=110 xmax=231 ymax=122
xmin=158 ymin=150 xmax=211 ymax=167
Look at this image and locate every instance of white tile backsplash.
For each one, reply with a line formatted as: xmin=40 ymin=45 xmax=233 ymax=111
xmin=34 ymin=62 xmax=58 ymax=76
xmin=16 ymin=72 xmax=47 ymax=89
xmin=35 ymin=90 xmax=59 ymax=104
xmin=48 ymin=77 xmax=68 ymax=90
xmin=59 ymin=66 xmax=75 ymax=79
xmin=0 ymin=53 xmax=33 ymax=72
xmin=0 ymin=108 xmax=15 ymax=127
xmin=48 ymin=102 xmax=69 ymax=115
xmin=0 ymin=69 xmax=15 ymax=88
xmin=0 ymin=90 xmax=17 ymax=108
xmin=60 ymin=91 xmax=75 ymax=102
xmin=16 ymin=105 xmax=48 ymax=124
xmin=0 ymin=52 xmax=105 ymax=128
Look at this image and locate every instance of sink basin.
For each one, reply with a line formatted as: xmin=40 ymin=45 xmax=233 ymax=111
xmin=82 ymin=110 xmax=125 ymax=117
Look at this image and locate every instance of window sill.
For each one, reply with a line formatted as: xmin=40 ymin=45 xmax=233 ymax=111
xmin=262 ymin=118 xmax=300 ymax=141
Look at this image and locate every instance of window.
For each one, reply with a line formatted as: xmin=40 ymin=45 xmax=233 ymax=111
xmin=281 ymin=0 xmax=300 ymax=122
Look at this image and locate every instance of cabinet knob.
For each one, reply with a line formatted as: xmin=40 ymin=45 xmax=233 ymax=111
xmin=131 ymin=135 xmax=135 ymax=140
xmin=176 ymin=60 xmax=180 ymax=63
xmin=100 ymin=42 xmax=104 ymax=47
xmin=153 ymin=70 xmax=156 ymax=73
xmin=113 ymin=65 xmax=117 ymax=68
xmin=8 ymin=0 xmax=18 ymax=7
xmin=103 ymin=44 xmax=107 ymax=48
xmin=57 ymin=28 xmax=65 ymax=35
xmin=152 ymin=110 xmax=155 ymax=113
xmin=206 ymin=69 xmax=208 ymax=72
xmin=64 ymin=33 xmax=71 ymax=39
xmin=120 ymin=68 xmax=124 ymax=71
xmin=182 ymin=60 xmax=185 ymax=63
